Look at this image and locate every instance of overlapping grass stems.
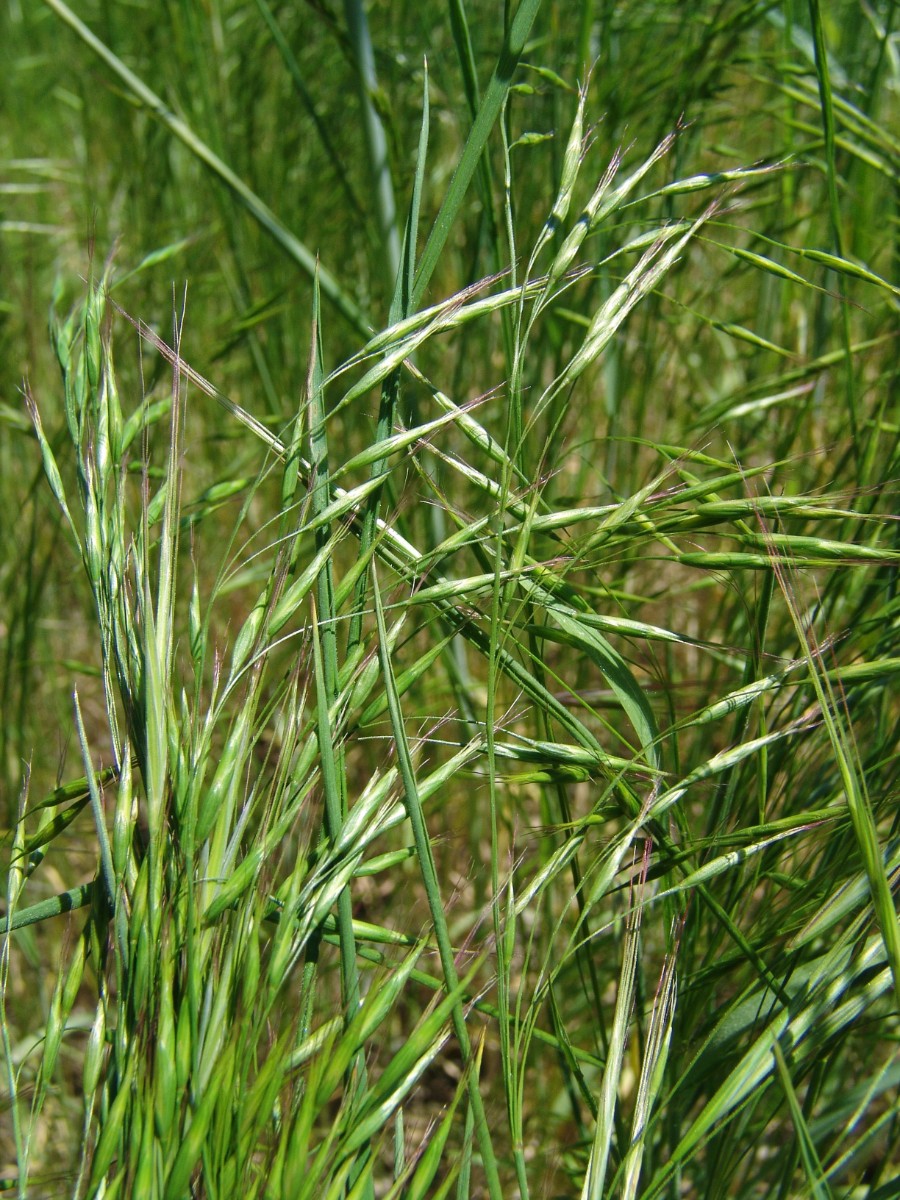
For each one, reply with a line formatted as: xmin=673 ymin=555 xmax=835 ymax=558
xmin=2 ymin=0 xmax=899 ymax=1196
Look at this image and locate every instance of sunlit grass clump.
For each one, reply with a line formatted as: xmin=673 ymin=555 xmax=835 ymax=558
xmin=2 ymin=1 xmax=899 ymax=1197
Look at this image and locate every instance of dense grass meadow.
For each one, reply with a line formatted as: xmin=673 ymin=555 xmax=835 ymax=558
xmin=2 ymin=0 xmax=900 ymax=1196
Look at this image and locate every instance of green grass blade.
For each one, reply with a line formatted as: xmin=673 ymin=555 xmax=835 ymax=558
xmin=371 ymin=562 xmax=504 ymax=1200
xmin=41 ymin=0 xmax=369 ymax=336
xmin=412 ymin=0 xmax=542 ymax=306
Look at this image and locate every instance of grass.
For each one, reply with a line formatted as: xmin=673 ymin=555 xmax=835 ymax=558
xmin=1 ymin=0 xmax=899 ymax=1197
